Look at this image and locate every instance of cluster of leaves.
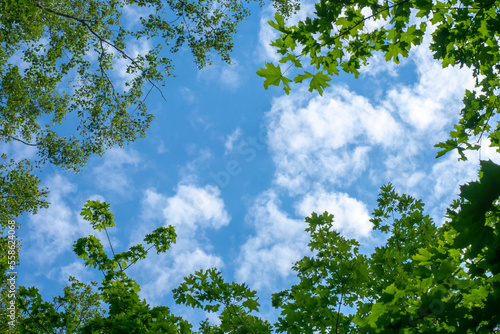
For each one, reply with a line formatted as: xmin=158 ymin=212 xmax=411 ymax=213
xmin=0 ymin=155 xmax=48 ymax=226
xmin=14 ymin=200 xmax=189 ymax=333
xmin=273 ymin=161 xmax=499 ymax=333
xmin=257 ymin=0 xmax=500 ymax=158
xmin=173 ymin=268 xmax=273 ymax=333
xmin=6 ymin=161 xmax=499 ymax=333
xmin=0 ymin=0 xmax=298 ymax=226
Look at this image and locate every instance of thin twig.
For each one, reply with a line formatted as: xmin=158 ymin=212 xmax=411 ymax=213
xmin=103 ymin=226 xmax=122 ymax=271
xmin=229 ymin=304 xmax=255 ymax=334
xmin=36 ymin=3 xmax=167 ymax=102
xmin=99 ymin=40 xmax=118 ymax=101
xmin=7 ymin=135 xmax=39 ymax=146
xmin=336 ymin=283 xmax=345 ymax=334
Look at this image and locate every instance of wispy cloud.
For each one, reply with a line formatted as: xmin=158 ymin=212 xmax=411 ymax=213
xmin=92 ymin=148 xmax=140 ymax=195
xmin=236 ymin=190 xmax=309 ymax=290
xmin=224 ymin=128 xmax=242 ymax=155
xmin=197 ymin=61 xmax=243 ymax=91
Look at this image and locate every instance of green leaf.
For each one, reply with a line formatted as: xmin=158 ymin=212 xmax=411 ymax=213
xmin=256 ymin=63 xmax=292 ymax=94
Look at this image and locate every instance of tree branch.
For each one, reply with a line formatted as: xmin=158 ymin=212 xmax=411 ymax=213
xmin=99 ymin=40 xmax=118 ymax=102
xmin=336 ymin=282 xmax=345 ymax=334
xmin=228 ymin=304 xmax=255 ymax=334
xmin=35 ymin=3 xmax=167 ymax=102
xmin=6 ymin=135 xmax=39 ymax=146
xmin=103 ymin=226 xmax=122 ymax=271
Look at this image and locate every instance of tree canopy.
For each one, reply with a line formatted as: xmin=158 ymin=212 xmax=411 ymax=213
xmin=2 ymin=0 xmax=500 ymax=332
xmin=9 ymin=161 xmax=500 ymax=332
xmin=0 ymin=0 xmax=297 ymax=224
xmin=257 ymin=0 xmax=500 ymax=159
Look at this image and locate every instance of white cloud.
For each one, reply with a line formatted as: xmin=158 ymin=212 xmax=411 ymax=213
xmin=481 ymin=137 xmax=500 ymax=164
xmin=295 ymin=188 xmax=372 ymax=238
xmin=425 ymin=151 xmax=481 ymax=224
xmin=197 ymin=61 xmax=243 ymax=91
xmin=115 ymin=39 xmax=153 ymax=90
xmin=163 ymin=184 xmax=230 ymax=235
xmin=0 ymin=141 xmax=37 ymax=161
xmin=359 ymin=51 xmax=400 ymax=78
xmin=24 ymin=175 xmax=78 ymax=266
xmin=224 ymin=128 xmax=242 ymax=155
xmin=23 ymin=175 xmax=105 ymax=267
xmin=266 ymin=85 xmax=399 ymax=194
xmin=236 ymin=190 xmax=309 ymax=290
xmin=257 ymin=13 xmax=281 ymax=63
xmin=178 ymin=147 xmax=213 ymax=184
xmin=92 ymin=148 xmax=140 ymax=194
xmin=50 ymin=261 xmax=94 ymax=284
xmin=131 ymin=183 xmax=231 ymax=304
xmin=385 ymin=41 xmax=475 ymax=132
xmin=157 ymin=140 xmax=168 ymax=154
xmin=179 ymin=87 xmax=197 ymax=104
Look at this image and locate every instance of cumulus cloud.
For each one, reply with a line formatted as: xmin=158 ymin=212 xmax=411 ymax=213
xmin=236 ymin=190 xmax=309 ymax=290
xmin=295 ymin=188 xmax=373 ymax=238
xmin=114 ymin=38 xmax=153 ymax=91
xmin=179 ymin=87 xmax=197 ymax=104
xmin=50 ymin=261 xmax=94 ymax=284
xmin=266 ymin=85 xmax=400 ymax=194
xmin=384 ymin=46 xmax=474 ymax=132
xmin=23 ymin=175 xmax=104 ymax=268
xmin=163 ymin=184 xmax=230 ymax=234
xmin=132 ymin=182 xmax=231 ymax=304
xmin=0 ymin=140 xmax=37 ymax=161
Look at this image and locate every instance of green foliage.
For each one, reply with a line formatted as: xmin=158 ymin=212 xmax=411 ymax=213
xmin=0 ymin=155 xmax=49 ymax=227
xmin=173 ymin=268 xmax=272 ymax=333
xmin=0 ymin=0 xmax=298 ymax=228
xmin=0 ymin=0 xmax=299 ymax=172
xmin=259 ymin=0 xmax=500 ymax=158
xmin=257 ymin=63 xmax=292 ymax=94
xmin=272 ymin=212 xmax=368 ymax=333
xmin=11 ymin=166 xmax=500 ymax=333
xmin=270 ymin=171 xmax=499 ymax=333
xmin=16 ymin=199 xmax=187 ymax=333
xmin=17 ymin=278 xmax=104 ymax=334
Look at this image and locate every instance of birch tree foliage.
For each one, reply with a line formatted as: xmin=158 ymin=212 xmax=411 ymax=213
xmin=257 ymin=0 xmax=500 ymax=159
xmin=0 ymin=0 xmax=298 ymax=224
xmin=1 ymin=0 xmax=296 ymax=172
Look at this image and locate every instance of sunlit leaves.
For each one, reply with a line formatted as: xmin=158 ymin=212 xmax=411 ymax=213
xmin=80 ymin=200 xmax=115 ymax=231
xmin=260 ymin=0 xmax=500 ymax=159
xmin=173 ymin=268 xmax=272 ymax=333
xmin=256 ymin=63 xmax=292 ymax=94
xmin=144 ymin=226 xmax=177 ymax=254
xmin=0 ymin=156 xmax=49 ymax=226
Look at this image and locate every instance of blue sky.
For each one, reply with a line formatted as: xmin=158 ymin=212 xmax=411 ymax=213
xmin=5 ymin=0 xmax=500 ymax=328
